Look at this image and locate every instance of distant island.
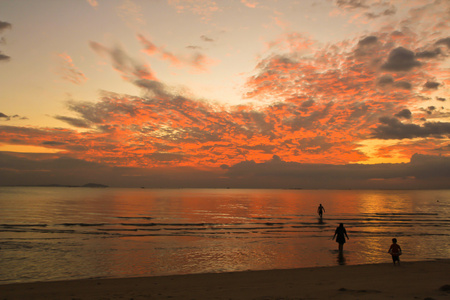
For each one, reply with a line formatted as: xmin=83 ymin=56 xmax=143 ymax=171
xmin=81 ymin=183 xmax=109 ymax=188
xmin=5 ymin=183 xmax=109 ymax=188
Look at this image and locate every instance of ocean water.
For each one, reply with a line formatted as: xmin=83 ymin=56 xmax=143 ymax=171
xmin=0 ymin=187 xmax=449 ymax=284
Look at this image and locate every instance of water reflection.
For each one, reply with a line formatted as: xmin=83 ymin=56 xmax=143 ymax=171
xmin=0 ymin=187 xmax=449 ymax=284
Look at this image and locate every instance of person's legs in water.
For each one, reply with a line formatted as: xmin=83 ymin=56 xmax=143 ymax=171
xmin=392 ymin=255 xmax=400 ymax=265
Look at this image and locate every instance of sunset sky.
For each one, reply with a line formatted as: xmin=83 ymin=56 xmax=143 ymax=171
xmin=0 ymin=0 xmax=449 ymax=189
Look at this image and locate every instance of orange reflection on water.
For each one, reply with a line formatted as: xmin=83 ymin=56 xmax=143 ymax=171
xmin=91 ymin=189 xmax=347 ymax=276
xmin=2 ymin=187 xmax=448 ymax=283
xmin=357 ymin=191 xmax=413 ymax=215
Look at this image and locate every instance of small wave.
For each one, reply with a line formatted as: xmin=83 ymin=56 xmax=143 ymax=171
xmin=162 ymin=226 xmax=285 ymax=231
xmin=126 ymin=228 xmax=162 ymax=232
xmin=375 ymin=213 xmax=438 ymax=216
xmin=0 ymin=224 xmax=48 ymax=227
xmin=116 ymin=216 xmax=153 ymax=220
xmin=31 ymin=229 xmax=76 ymax=234
xmin=102 ymin=228 xmax=140 ymax=232
xmin=59 ymin=223 xmax=106 ymax=227
xmin=120 ymin=223 xmax=158 ymax=227
xmin=165 ymin=227 xmax=208 ymax=231
xmin=120 ymin=222 xmax=223 ymax=227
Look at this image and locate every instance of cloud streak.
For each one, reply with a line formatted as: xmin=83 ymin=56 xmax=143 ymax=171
xmin=0 ymin=113 xmax=27 ymax=121
xmin=137 ymin=34 xmax=216 ymax=72
xmin=56 ymin=53 xmax=88 ymax=85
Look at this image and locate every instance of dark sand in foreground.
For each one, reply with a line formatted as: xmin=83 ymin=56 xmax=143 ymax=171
xmin=1 ymin=260 xmax=449 ymax=299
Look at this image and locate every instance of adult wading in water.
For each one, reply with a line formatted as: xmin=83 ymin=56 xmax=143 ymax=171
xmin=317 ymin=204 xmax=325 ymax=219
xmin=333 ymin=223 xmax=349 ymax=253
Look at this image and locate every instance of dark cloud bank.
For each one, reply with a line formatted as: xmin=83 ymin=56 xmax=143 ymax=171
xmin=1 ymin=152 xmax=449 ymax=189
xmin=373 ymin=117 xmax=450 ymax=139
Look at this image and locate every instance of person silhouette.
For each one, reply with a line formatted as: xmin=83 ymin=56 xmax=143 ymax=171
xmin=317 ymin=204 xmax=325 ymax=218
xmin=332 ymin=223 xmax=349 ymax=253
xmin=388 ymin=238 xmax=402 ymax=265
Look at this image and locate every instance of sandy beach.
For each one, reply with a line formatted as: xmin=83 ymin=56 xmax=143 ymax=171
xmin=1 ymin=260 xmax=449 ymax=300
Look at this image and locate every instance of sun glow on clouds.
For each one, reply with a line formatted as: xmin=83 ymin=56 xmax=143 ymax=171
xmin=0 ymin=0 xmax=449 ymax=174
xmin=0 ymin=144 xmax=63 ymax=154
xmin=355 ymin=139 xmax=410 ymax=165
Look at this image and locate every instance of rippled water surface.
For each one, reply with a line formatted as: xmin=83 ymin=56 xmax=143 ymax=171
xmin=0 ymin=187 xmax=449 ymax=283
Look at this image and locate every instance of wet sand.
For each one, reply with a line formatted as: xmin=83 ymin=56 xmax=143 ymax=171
xmin=1 ymin=260 xmax=449 ymax=299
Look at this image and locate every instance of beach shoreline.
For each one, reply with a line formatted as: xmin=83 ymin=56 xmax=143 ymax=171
xmin=1 ymin=259 xmax=449 ymax=299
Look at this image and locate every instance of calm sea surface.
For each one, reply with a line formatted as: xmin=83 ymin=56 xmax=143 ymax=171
xmin=0 ymin=187 xmax=449 ymax=284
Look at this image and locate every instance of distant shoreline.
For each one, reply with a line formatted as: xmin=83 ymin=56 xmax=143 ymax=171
xmin=1 ymin=183 xmax=109 ymax=188
xmin=1 ymin=185 xmax=449 ymax=190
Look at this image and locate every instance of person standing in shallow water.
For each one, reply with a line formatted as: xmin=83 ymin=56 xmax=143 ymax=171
xmin=333 ymin=223 xmax=349 ymax=253
xmin=317 ymin=204 xmax=325 ymax=219
xmin=388 ymin=238 xmax=402 ymax=265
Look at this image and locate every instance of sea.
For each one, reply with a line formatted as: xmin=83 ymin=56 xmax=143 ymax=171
xmin=0 ymin=187 xmax=449 ymax=284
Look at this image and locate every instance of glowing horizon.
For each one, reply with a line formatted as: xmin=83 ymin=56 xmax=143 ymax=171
xmin=0 ymin=0 xmax=449 ymax=188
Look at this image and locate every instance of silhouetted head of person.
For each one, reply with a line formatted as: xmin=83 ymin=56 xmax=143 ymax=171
xmin=339 ymin=223 xmax=344 ymax=227
xmin=392 ymin=238 xmax=397 ymax=243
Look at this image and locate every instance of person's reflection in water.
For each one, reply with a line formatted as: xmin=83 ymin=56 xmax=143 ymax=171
xmin=337 ymin=252 xmax=346 ymax=265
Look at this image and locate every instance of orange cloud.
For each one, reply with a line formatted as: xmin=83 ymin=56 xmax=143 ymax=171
xmin=86 ymin=0 xmax=98 ymax=8
xmin=2 ymin=18 xmax=449 ymax=171
xmin=241 ymin=0 xmax=258 ymax=9
xmin=56 ymin=53 xmax=87 ymax=85
xmin=137 ymin=34 xmax=217 ymax=72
